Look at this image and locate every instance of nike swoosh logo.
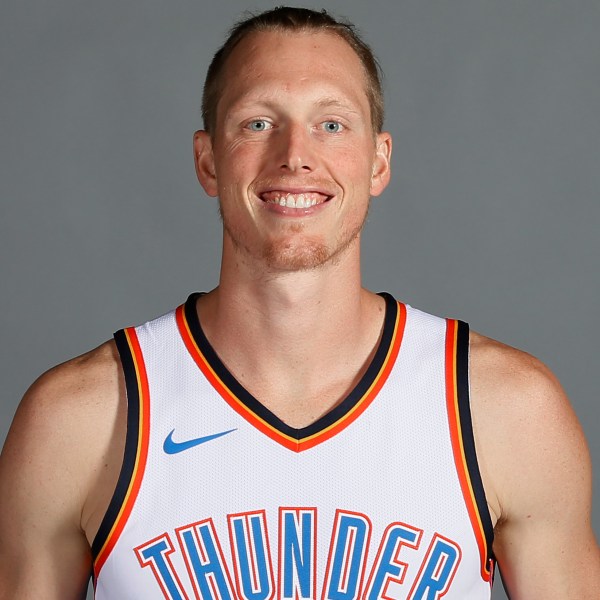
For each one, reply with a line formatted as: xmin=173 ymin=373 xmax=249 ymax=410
xmin=163 ymin=428 xmax=237 ymax=455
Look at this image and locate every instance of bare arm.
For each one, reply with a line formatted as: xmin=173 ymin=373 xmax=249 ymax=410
xmin=0 ymin=342 xmax=124 ymax=600
xmin=470 ymin=333 xmax=600 ymax=599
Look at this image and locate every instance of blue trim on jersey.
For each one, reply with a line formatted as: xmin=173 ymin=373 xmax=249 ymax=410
xmin=455 ymin=320 xmax=496 ymax=574
xmin=91 ymin=330 xmax=141 ymax=567
xmin=182 ymin=291 xmax=399 ymax=442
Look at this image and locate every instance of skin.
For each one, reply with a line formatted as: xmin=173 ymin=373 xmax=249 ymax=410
xmin=195 ymin=31 xmax=390 ymax=275
xmin=1 ymin=29 xmax=599 ymax=599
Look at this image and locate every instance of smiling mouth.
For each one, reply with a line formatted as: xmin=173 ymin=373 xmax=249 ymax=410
xmin=260 ymin=191 xmax=330 ymax=209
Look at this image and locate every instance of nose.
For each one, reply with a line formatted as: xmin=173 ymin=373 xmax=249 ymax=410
xmin=277 ymin=123 xmax=315 ymax=172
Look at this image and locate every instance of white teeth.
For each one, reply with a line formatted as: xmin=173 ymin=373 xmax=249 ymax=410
xmin=263 ymin=192 xmax=326 ymax=208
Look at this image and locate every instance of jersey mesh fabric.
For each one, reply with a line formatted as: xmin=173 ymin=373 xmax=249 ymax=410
xmin=94 ymin=295 xmax=493 ymax=599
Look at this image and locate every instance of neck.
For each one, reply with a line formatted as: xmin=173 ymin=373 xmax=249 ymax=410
xmin=195 ymin=238 xmax=386 ymax=427
xmin=201 ymin=237 xmax=372 ymax=349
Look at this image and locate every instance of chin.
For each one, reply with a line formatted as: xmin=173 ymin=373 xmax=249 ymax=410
xmin=262 ymin=229 xmax=363 ymax=273
xmin=262 ymin=238 xmax=331 ymax=272
xmin=223 ymin=216 xmax=365 ymax=273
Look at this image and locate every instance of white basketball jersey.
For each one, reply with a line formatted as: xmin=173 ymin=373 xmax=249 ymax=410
xmin=92 ymin=292 xmax=495 ymax=599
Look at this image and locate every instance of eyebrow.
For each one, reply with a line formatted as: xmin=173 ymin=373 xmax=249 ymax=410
xmin=227 ymin=96 xmax=362 ymax=120
xmin=314 ymin=97 xmax=361 ymax=114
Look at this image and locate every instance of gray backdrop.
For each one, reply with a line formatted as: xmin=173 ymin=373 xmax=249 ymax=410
xmin=1 ymin=1 xmax=598 ymax=598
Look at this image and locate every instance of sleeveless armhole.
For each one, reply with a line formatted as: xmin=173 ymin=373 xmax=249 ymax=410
xmin=446 ymin=319 xmax=496 ymax=584
xmin=91 ymin=327 xmax=151 ymax=583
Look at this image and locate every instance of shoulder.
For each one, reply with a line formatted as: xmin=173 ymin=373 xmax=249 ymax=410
xmin=22 ymin=339 xmax=121 ymax=412
xmin=0 ymin=340 xmax=126 ymax=541
xmin=468 ymin=331 xmax=573 ymax=444
xmin=0 ymin=340 xmax=127 ymax=595
xmin=467 ymin=335 xmax=600 ymax=595
xmin=8 ymin=340 xmax=123 ymax=463
xmin=468 ymin=330 xmax=582 ymax=455
xmin=468 ymin=330 xmax=592 ymax=527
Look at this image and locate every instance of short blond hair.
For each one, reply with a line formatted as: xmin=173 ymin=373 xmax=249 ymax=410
xmin=202 ymin=6 xmax=384 ymax=136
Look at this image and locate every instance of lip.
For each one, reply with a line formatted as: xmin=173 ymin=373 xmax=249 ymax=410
xmin=262 ymin=202 xmax=327 ymax=216
xmin=259 ymin=187 xmax=333 ymax=196
xmin=258 ymin=188 xmax=333 ymax=211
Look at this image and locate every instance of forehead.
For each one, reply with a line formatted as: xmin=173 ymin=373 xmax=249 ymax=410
xmin=217 ymin=30 xmax=370 ymax=114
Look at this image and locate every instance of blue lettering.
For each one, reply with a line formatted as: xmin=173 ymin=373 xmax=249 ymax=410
xmin=366 ymin=523 xmax=422 ymax=600
xmin=136 ymin=535 xmax=186 ymax=600
xmin=410 ymin=536 xmax=460 ymax=599
xmin=325 ymin=513 xmax=369 ymax=600
xmin=180 ymin=522 xmax=233 ymax=600
xmin=280 ymin=509 xmax=315 ymax=599
xmin=230 ymin=513 xmax=273 ymax=600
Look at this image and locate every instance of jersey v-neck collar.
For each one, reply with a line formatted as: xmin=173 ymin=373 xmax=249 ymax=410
xmin=175 ymin=292 xmax=407 ymax=453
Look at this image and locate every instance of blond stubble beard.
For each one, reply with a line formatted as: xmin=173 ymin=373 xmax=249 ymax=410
xmin=219 ymin=202 xmax=370 ymax=273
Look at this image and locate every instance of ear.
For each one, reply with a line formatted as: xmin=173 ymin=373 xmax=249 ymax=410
xmin=370 ymin=132 xmax=392 ymax=197
xmin=193 ymin=130 xmax=218 ymax=197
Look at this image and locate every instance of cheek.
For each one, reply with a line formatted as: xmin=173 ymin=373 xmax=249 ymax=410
xmin=341 ymin=159 xmax=375 ymax=195
xmin=334 ymin=142 xmax=375 ymax=176
xmin=216 ymin=143 xmax=267 ymax=183
xmin=214 ymin=158 xmax=250 ymax=194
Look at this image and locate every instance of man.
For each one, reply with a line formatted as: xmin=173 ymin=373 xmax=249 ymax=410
xmin=0 ymin=6 xmax=598 ymax=599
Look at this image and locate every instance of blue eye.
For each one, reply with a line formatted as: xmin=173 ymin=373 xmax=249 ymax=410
xmin=247 ymin=120 xmax=271 ymax=131
xmin=322 ymin=121 xmax=343 ymax=133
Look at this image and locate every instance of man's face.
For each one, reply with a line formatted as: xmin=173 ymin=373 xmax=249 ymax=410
xmin=194 ymin=30 xmax=392 ymax=273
